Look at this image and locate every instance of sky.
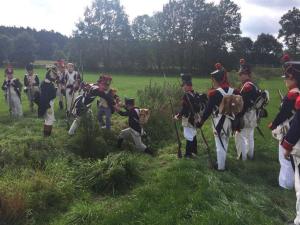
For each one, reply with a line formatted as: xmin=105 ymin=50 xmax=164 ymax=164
xmin=0 ymin=0 xmax=299 ymax=39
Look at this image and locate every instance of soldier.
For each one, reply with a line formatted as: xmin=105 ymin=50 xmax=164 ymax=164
xmin=116 ymin=98 xmax=153 ymax=155
xmin=65 ymin=63 xmax=81 ymax=114
xmin=174 ymin=74 xmax=198 ymax=158
xmin=97 ymin=75 xmax=115 ymax=129
xmin=198 ymin=63 xmax=241 ymax=171
xmin=38 ymin=66 xmax=58 ymax=136
xmin=24 ymin=63 xmax=40 ymax=112
xmin=235 ymin=60 xmax=259 ymax=161
xmin=280 ymin=61 xmax=300 ymax=225
xmin=2 ymin=65 xmax=23 ymax=118
xmin=68 ymin=80 xmax=114 ymax=135
xmin=269 ymin=55 xmax=297 ymax=190
xmin=56 ymin=60 xmax=67 ymax=110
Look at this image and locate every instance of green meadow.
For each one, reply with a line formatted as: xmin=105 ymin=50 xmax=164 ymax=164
xmin=0 ymin=67 xmax=296 ymax=225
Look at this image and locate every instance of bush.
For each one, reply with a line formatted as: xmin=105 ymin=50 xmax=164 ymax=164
xmin=66 ymin=113 xmax=119 ymax=159
xmin=137 ymin=82 xmax=182 ymax=148
xmin=75 ymin=152 xmax=141 ymax=195
xmin=253 ymin=67 xmax=282 ymax=80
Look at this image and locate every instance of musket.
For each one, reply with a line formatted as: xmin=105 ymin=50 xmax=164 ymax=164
xmin=28 ymin=83 xmax=34 ymax=112
xmin=256 ymin=126 xmax=265 ymax=139
xmin=164 ymin=74 xmax=182 ymax=158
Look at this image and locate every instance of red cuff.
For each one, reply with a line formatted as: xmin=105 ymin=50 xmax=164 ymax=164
xmin=296 ymin=96 xmax=300 ymax=110
xmin=208 ymin=89 xmax=216 ymax=97
xmin=281 ymin=139 xmax=294 ymax=152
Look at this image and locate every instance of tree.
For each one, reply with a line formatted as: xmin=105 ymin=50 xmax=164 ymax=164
xmin=279 ymin=7 xmax=300 ymax=58
xmin=75 ymin=0 xmax=132 ymax=70
xmin=253 ymin=33 xmax=283 ymax=65
xmin=232 ymin=37 xmax=254 ymax=62
xmin=12 ymin=32 xmax=37 ymax=66
xmin=0 ymin=35 xmax=13 ymax=64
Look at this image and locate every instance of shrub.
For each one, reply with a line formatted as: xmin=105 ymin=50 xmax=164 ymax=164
xmin=253 ymin=67 xmax=282 ymax=80
xmin=137 ymin=82 xmax=182 ymax=148
xmin=66 ymin=113 xmax=118 ymax=159
xmin=75 ymin=152 xmax=141 ymax=195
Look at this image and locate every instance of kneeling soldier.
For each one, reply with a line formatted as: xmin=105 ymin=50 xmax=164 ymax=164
xmin=116 ymin=98 xmax=152 ymax=155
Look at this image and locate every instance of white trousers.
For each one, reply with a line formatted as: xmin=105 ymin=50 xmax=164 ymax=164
xmin=183 ymin=127 xmax=197 ymax=141
xmin=6 ymin=90 xmax=23 ymax=118
xmin=214 ymin=133 xmax=230 ymax=170
xmin=44 ymin=101 xmax=55 ymax=126
xmin=278 ymin=144 xmax=294 ymax=189
xmin=68 ymin=118 xmax=80 ymax=135
xmin=294 ymin=156 xmax=300 ymax=225
xmin=235 ymin=128 xmax=255 ymax=160
xmin=66 ymin=89 xmax=79 ymax=112
xmin=119 ymin=128 xmax=146 ymax=152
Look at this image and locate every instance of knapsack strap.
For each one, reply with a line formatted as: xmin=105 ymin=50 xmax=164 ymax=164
xmin=217 ymin=87 xmax=234 ymax=96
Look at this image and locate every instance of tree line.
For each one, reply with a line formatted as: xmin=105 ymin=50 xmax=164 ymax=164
xmin=1 ymin=0 xmax=300 ymax=74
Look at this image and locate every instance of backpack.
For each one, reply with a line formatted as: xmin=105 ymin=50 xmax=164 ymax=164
xmin=254 ymin=89 xmax=270 ymax=119
xmin=218 ymin=88 xmax=244 ymax=116
xmin=185 ymin=92 xmax=208 ymax=115
xmin=138 ymin=108 xmax=150 ymax=125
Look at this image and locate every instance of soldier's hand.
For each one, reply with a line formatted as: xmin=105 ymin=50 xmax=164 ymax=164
xmin=284 ymin=149 xmax=291 ymax=160
xmin=173 ymin=115 xmax=179 ymax=120
xmin=268 ymin=122 xmax=273 ymax=130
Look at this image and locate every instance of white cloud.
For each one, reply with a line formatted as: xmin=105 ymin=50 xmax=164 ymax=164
xmin=0 ymin=0 xmax=298 ymax=39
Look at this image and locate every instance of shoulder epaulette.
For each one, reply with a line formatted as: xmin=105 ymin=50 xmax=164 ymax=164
xmin=287 ymin=91 xmax=299 ymax=100
xmin=208 ymin=89 xmax=217 ymax=97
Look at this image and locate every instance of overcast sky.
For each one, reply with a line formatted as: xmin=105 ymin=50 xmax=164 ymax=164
xmin=0 ymin=0 xmax=299 ymax=39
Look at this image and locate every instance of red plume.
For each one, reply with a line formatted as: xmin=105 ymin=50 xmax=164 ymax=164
xmin=282 ymin=54 xmax=291 ymax=62
xmin=215 ymin=63 xmax=222 ymax=70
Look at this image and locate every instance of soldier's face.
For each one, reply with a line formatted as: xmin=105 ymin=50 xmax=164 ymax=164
xmin=68 ymin=66 xmax=74 ymax=73
xmin=7 ymin=73 xmax=13 ymax=80
xmin=284 ymin=75 xmax=297 ymax=89
xmin=28 ymin=70 xmax=33 ymax=75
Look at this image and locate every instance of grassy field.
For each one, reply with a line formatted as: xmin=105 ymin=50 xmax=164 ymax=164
xmin=0 ymin=68 xmax=296 ymax=225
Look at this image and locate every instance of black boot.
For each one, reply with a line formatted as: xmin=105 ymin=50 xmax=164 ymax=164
xmin=59 ymin=101 xmax=63 ymax=110
xmin=44 ymin=125 xmax=52 ymax=137
xmin=117 ymin=138 xmax=123 ymax=148
xmin=144 ymin=147 xmax=154 ymax=156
